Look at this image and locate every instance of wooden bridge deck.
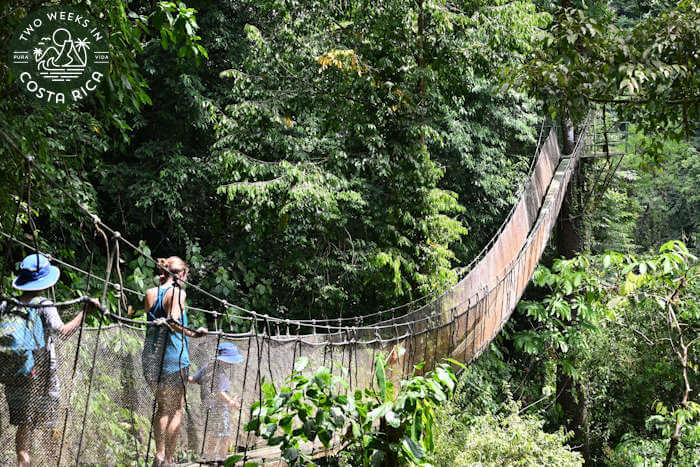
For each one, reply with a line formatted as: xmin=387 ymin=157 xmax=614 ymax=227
xmin=190 ymin=441 xmax=338 ymax=465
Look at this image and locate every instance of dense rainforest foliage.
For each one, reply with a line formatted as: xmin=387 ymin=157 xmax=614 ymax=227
xmin=1 ymin=0 xmax=545 ymax=323
xmin=1 ymin=0 xmax=698 ymax=465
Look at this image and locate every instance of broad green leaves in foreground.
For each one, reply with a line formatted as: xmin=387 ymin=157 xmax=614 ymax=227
xmin=242 ymin=352 xmax=459 ymax=466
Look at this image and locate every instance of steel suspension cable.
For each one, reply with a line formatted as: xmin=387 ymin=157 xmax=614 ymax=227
xmin=75 ymin=235 xmax=116 ymax=464
xmin=22 ymin=119 xmax=550 ymax=328
xmin=200 ymin=313 xmax=224 ymax=457
xmin=56 ymin=227 xmax=97 ymax=467
xmin=5 ymin=118 xmax=587 ymax=341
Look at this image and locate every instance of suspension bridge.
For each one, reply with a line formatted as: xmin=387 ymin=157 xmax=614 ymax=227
xmin=0 ymin=116 xmax=594 ymax=465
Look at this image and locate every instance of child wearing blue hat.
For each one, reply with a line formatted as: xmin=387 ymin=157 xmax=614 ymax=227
xmin=3 ymin=253 xmax=100 ymax=467
xmin=189 ymin=342 xmax=244 ymax=459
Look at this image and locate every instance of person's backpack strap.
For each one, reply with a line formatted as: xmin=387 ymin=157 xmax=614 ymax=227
xmin=26 ymin=297 xmax=50 ymax=348
xmin=35 ymin=298 xmax=52 ymax=347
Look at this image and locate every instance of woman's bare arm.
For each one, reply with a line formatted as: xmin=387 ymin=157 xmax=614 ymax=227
xmin=219 ymin=392 xmax=240 ymax=408
xmin=144 ymin=288 xmax=157 ymax=315
xmin=164 ymin=318 xmax=207 ymax=338
xmin=163 ymin=287 xmax=207 ymax=338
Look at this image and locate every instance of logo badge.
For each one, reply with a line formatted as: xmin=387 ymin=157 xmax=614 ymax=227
xmin=8 ymin=6 xmax=110 ymax=105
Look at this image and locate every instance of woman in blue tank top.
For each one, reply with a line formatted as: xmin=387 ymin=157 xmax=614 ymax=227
xmin=141 ymin=256 xmax=207 ymax=466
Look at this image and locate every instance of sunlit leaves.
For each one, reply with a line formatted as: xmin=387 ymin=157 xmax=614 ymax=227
xmin=513 ymin=1 xmax=699 ymax=146
xmin=243 ymin=352 xmax=458 ymax=465
xmin=202 ymin=0 xmax=544 ymax=319
xmin=152 ymin=1 xmax=208 ymax=65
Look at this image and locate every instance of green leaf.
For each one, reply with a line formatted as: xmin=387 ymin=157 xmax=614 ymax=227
xmin=563 ymin=280 xmax=573 ymax=295
xmin=411 ymin=408 xmax=424 ymax=441
xmin=224 ymin=454 xmax=243 ymax=466
xmin=368 ymin=402 xmax=392 ymax=421
xmin=375 ymin=354 xmax=387 ymax=401
xmin=434 ymin=366 xmax=455 ymax=392
xmin=303 ymin=418 xmax=316 ymax=440
xmin=351 ymin=421 xmax=361 ymax=438
xmin=559 ymin=340 xmax=569 ymax=353
xmin=160 ymin=30 xmax=169 ymax=50
xmin=262 ymin=382 xmax=276 ymax=399
xmin=385 ymin=409 xmax=401 ymax=428
xmin=245 ymin=418 xmax=260 ymax=432
xmin=280 ymin=415 xmax=293 ymax=434
xmin=318 ymin=429 xmax=332 ymax=446
xmin=283 ymin=448 xmax=299 ymax=462
xmin=294 ymin=356 xmax=310 ymax=372
xmin=263 ymin=423 xmax=278 ymax=437
xmin=425 ymin=379 xmax=447 ymax=401
xmin=401 ymin=435 xmax=424 ymax=461
xmin=330 ymin=406 xmax=345 ymax=427
xmin=443 ymin=358 xmax=466 ymax=370
xmin=313 ymin=366 xmax=331 ymax=387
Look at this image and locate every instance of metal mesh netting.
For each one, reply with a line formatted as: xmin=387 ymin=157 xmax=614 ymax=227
xmin=0 ymin=124 xmax=590 ymax=464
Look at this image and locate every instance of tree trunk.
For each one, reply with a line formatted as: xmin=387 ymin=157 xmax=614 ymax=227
xmin=557 ymin=185 xmax=582 ymax=258
xmin=663 ymin=300 xmax=692 ymax=467
xmin=556 ymin=109 xmax=590 ymax=463
xmin=416 ymin=0 xmax=425 ymax=146
xmin=561 ymin=111 xmax=576 ymax=155
xmin=556 ymin=366 xmax=591 ymax=465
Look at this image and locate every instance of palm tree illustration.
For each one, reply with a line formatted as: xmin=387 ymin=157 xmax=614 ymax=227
xmin=71 ymin=37 xmax=90 ymax=67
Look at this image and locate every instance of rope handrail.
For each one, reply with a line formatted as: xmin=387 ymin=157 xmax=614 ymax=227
xmin=374 ymin=114 xmax=592 ymax=328
xmin=0 ymin=119 xmax=569 ymax=335
xmin=1 ymin=122 xmax=586 ymax=344
xmin=16 ymin=119 xmax=549 ymax=327
xmin=0 ymin=249 xmax=454 ymax=333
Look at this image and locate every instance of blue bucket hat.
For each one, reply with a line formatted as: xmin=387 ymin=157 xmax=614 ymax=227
xmin=12 ymin=254 xmax=60 ymax=291
xmin=214 ymin=342 xmax=244 ymax=364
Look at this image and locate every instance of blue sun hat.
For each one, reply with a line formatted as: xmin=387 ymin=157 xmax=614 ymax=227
xmin=12 ymin=253 xmax=60 ymax=291
xmin=214 ymin=342 xmax=244 ymax=364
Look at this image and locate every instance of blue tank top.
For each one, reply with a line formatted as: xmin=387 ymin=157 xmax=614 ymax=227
xmin=142 ymin=285 xmax=190 ymax=380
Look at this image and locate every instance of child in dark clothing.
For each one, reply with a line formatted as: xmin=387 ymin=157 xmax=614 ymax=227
xmin=189 ymin=342 xmax=243 ymax=459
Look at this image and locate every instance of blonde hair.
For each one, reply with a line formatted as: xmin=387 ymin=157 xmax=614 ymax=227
xmin=157 ymin=256 xmax=189 ymax=280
